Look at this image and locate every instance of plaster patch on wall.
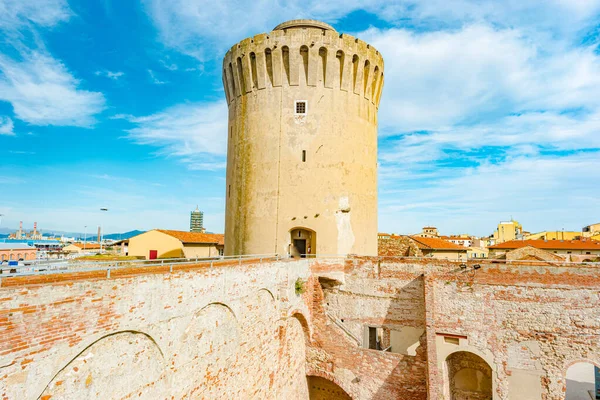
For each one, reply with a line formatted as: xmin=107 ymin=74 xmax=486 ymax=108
xmin=336 ymin=196 xmax=355 ymax=255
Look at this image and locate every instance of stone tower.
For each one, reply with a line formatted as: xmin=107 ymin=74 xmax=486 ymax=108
xmin=223 ymin=19 xmax=384 ymax=257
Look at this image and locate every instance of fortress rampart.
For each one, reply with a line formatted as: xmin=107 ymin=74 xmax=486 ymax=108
xmin=1 ymin=257 xmax=599 ymax=399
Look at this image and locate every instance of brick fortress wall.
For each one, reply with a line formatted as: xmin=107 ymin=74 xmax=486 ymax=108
xmin=1 ymin=257 xmax=599 ymax=399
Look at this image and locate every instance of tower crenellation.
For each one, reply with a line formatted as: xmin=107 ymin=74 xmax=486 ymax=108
xmin=222 ymin=22 xmax=384 ymax=111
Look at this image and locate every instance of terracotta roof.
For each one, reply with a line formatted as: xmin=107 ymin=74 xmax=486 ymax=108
xmin=489 ymin=239 xmax=600 ymax=251
xmin=156 ymin=230 xmax=224 ymax=245
xmin=409 ymin=236 xmax=467 ymax=251
xmin=71 ymin=243 xmax=102 ymax=249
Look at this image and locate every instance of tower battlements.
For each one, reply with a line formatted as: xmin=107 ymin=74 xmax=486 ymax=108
xmin=222 ymin=20 xmax=384 ymax=110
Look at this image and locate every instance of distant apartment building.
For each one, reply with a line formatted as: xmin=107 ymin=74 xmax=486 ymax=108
xmin=491 ymin=220 xmax=523 ymax=244
xmin=583 ymin=222 xmax=600 ymax=239
xmin=417 ymin=226 xmax=439 ymax=238
xmin=190 ymin=206 xmax=205 ymax=233
xmin=525 ymin=231 xmax=581 ymax=241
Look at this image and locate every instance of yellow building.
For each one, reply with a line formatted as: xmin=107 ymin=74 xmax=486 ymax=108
xmin=524 ymin=231 xmax=581 ymax=241
xmin=223 ymin=19 xmax=383 ymax=257
xmin=128 ymin=230 xmax=224 ymax=260
xmin=583 ymin=222 xmax=600 ymax=238
xmin=492 ymin=220 xmax=523 ymax=244
xmin=63 ymin=243 xmax=102 ymax=254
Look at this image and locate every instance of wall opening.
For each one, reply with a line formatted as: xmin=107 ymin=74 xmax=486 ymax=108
xmin=265 ymin=48 xmax=274 ymax=86
xmin=318 ymin=47 xmax=327 ymax=86
xmin=363 ymin=60 xmax=371 ymax=96
xmin=336 ymin=50 xmax=344 ymax=89
xmin=228 ymin=63 xmax=236 ymax=95
xmin=307 ymin=376 xmax=352 ymax=400
xmin=289 ymin=228 xmax=316 ymax=258
xmin=566 ymin=362 xmax=600 ymax=400
xmin=300 ymin=45 xmax=309 ymax=85
xmin=445 ymin=351 xmax=492 ymax=400
xmin=250 ymin=52 xmax=258 ymax=89
xmin=282 ymin=46 xmax=290 ymax=85
xmin=302 ymin=150 xmax=306 ymax=162
xmin=236 ymin=57 xmax=246 ymax=93
xmin=352 ymin=55 xmax=359 ymax=92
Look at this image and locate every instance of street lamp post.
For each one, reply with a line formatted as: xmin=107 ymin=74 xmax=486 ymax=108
xmin=100 ymin=208 xmax=108 ymax=252
xmin=84 ymin=225 xmax=87 ymax=250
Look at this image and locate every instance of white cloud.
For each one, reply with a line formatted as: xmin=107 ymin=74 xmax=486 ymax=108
xmin=0 ymin=0 xmax=72 ymax=29
xmin=357 ymin=25 xmax=600 ymax=133
xmin=0 ymin=51 xmax=105 ymax=126
xmin=124 ymin=101 xmax=228 ymax=169
xmin=0 ymin=116 xmax=14 ymax=135
xmin=148 ymin=69 xmax=166 ymax=84
xmin=95 ymin=70 xmax=125 ymax=80
xmin=142 ymin=0 xmax=600 ymax=60
xmin=379 ymin=152 xmax=600 ymax=236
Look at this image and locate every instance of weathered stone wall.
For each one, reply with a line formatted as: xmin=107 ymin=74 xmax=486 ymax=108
xmin=2 ymin=257 xmax=599 ymax=400
xmin=0 ymin=259 xmax=312 ymax=400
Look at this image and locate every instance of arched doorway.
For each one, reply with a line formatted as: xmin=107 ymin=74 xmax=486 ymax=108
xmin=289 ymin=228 xmax=316 ymax=258
xmin=566 ymin=362 xmax=599 ymax=400
xmin=445 ymin=351 xmax=492 ymax=400
xmin=307 ymin=376 xmax=351 ymax=400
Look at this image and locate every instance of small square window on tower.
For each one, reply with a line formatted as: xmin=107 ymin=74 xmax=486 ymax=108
xmin=295 ymin=100 xmax=307 ymax=115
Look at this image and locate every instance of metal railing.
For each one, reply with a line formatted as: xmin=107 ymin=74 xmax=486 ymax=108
xmin=1 ymin=252 xmax=598 ymax=280
xmin=0 ymin=254 xmax=282 ymax=278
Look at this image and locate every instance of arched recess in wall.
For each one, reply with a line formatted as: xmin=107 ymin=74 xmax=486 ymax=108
xmin=445 ymin=351 xmax=492 ymax=400
xmin=250 ymin=52 xmax=258 ymax=89
xmin=244 ymin=289 xmax=279 ymax=398
xmin=307 ymin=375 xmax=352 ymax=400
xmin=276 ymin=315 xmax=310 ymax=399
xmin=173 ymin=302 xmax=240 ymax=399
xmin=376 ymin=73 xmax=384 ymax=105
xmin=289 ymin=227 xmax=316 ymax=258
xmin=371 ymin=66 xmax=380 ymax=100
xmin=223 ymin=68 xmax=231 ymax=102
xmin=352 ymin=55 xmax=359 ymax=92
xmin=318 ymin=47 xmax=327 ymax=86
xmin=363 ymin=60 xmax=371 ymax=97
xmin=265 ymin=48 xmax=274 ymax=86
xmin=228 ymin=62 xmax=237 ymax=95
xmin=565 ymin=360 xmax=600 ymax=400
xmin=39 ymin=331 xmax=165 ymax=400
xmin=236 ymin=57 xmax=246 ymax=93
xmin=282 ymin=46 xmax=291 ymax=85
xmin=300 ymin=45 xmax=309 ymax=85
xmin=336 ymin=50 xmax=345 ymax=89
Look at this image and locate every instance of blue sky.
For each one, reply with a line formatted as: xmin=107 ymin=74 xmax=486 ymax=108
xmin=0 ymin=0 xmax=599 ymax=237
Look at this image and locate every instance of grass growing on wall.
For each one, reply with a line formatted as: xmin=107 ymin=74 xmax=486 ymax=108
xmin=295 ymin=278 xmax=306 ymax=295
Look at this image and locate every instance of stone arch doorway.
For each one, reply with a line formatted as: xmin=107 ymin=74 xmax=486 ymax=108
xmin=307 ymin=376 xmax=351 ymax=400
xmin=289 ymin=227 xmax=316 ymax=258
xmin=566 ymin=361 xmax=599 ymax=400
xmin=445 ymin=351 xmax=492 ymax=400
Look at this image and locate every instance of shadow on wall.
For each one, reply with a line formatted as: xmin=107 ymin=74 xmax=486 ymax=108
xmin=317 ymin=265 xmax=429 ymax=399
xmin=566 ymin=362 xmax=596 ymax=400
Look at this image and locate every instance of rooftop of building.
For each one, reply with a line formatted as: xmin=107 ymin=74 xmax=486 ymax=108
xmin=489 ymin=239 xmax=600 ymax=250
xmin=409 ymin=236 xmax=467 ymax=251
xmin=273 ymin=19 xmax=336 ymax=32
xmin=155 ymin=229 xmax=225 ymax=246
xmin=68 ymin=243 xmax=102 ymax=249
xmin=0 ymin=243 xmax=36 ymax=250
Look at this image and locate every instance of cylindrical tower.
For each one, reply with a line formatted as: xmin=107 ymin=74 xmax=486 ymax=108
xmin=223 ymin=19 xmax=384 ymax=257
